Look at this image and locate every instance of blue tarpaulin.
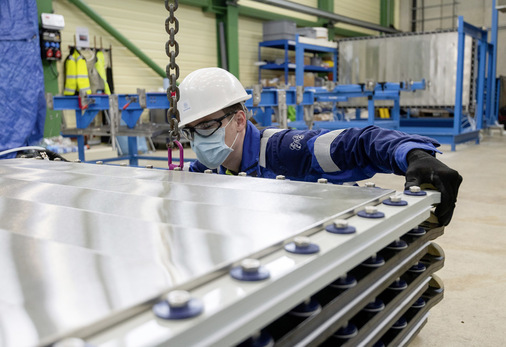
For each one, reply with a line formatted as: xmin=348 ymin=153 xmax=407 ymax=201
xmin=0 ymin=0 xmax=46 ymax=159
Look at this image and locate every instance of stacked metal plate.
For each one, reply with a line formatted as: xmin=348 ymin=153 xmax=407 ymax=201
xmin=338 ymin=31 xmax=473 ymax=108
xmin=0 ymin=159 xmax=443 ymax=346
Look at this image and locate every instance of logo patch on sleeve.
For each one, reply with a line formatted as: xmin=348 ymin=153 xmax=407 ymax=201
xmin=289 ymin=134 xmax=305 ymax=150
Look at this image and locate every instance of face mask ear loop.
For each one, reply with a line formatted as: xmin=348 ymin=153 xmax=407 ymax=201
xmin=229 ymin=131 xmax=239 ymax=151
xmin=224 ymin=113 xmax=236 ymax=129
xmin=224 ymin=113 xmax=239 ymax=151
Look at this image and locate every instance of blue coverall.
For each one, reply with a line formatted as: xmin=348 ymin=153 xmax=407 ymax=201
xmin=190 ymin=121 xmax=440 ymax=183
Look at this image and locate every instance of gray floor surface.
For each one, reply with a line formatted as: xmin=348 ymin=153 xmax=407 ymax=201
xmin=369 ymin=132 xmax=506 ymax=346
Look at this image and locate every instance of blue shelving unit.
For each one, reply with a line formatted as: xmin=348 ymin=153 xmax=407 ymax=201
xmin=258 ymin=35 xmax=337 ymax=86
xmin=258 ymin=35 xmax=337 ymax=127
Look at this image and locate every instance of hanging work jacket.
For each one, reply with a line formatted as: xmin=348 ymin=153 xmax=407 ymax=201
xmin=82 ymin=49 xmax=103 ymax=94
xmin=189 ymin=121 xmax=440 ymax=183
xmin=95 ymin=50 xmax=111 ymax=94
xmin=63 ymin=49 xmax=91 ymax=95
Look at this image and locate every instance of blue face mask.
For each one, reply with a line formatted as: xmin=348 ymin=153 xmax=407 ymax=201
xmin=191 ymin=117 xmax=238 ymax=169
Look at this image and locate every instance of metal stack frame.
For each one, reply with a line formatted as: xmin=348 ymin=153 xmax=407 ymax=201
xmin=0 ymin=159 xmax=445 ymax=346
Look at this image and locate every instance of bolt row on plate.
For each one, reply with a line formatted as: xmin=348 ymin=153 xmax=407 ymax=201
xmin=152 ymin=183 xmax=429 ymax=320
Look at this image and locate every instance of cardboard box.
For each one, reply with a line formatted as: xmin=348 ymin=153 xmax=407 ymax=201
xmin=287 ymin=73 xmax=315 ymax=87
xmin=304 ymin=73 xmax=315 ymax=87
xmin=289 ymin=56 xmax=311 ymax=65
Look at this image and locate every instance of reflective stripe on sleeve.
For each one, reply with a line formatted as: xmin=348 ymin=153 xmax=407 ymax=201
xmin=313 ymin=129 xmax=345 ymax=172
xmin=259 ymin=129 xmax=284 ymax=168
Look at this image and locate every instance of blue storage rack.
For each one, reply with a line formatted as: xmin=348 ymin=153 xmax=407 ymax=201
xmin=52 ymin=92 xmax=189 ymax=166
xmin=246 ymin=80 xmax=425 ymax=131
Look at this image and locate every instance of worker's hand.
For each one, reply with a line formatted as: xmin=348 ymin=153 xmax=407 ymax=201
xmin=404 ymin=149 xmax=463 ymax=226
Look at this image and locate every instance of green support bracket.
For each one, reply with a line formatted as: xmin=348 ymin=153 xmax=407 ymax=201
xmin=36 ymin=0 xmax=62 ymax=138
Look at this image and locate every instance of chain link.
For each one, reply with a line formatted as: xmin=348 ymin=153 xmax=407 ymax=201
xmin=165 ymin=0 xmax=180 ymax=145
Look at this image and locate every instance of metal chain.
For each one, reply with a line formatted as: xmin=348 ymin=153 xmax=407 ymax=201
xmin=165 ymin=0 xmax=180 ymax=145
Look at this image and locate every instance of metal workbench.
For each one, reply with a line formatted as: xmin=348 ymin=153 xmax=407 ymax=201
xmin=0 ymin=159 xmax=443 ymax=346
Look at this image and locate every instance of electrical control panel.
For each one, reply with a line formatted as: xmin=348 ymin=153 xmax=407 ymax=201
xmin=40 ymin=13 xmax=64 ymax=61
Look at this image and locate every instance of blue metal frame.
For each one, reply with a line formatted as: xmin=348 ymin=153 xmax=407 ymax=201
xmin=255 ymin=12 xmax=499 ymax=151
xmin=52 ymin=93 xmax=189 ymax=166
xmin=397 ymin=16 xmax=497 ymax=151
xmin=53 ymin=95 xmax=110 ymax=161
xmin=246 ymin=80 xmax=425 ymax=131
xmin=245 ymin=88 xmax=314 ymax=127
xmin=488 ymin=0 xmax=499 ymax=128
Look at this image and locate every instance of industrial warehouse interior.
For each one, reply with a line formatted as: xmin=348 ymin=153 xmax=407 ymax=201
xmin=1 ymin=0 xmax=506 ymax=346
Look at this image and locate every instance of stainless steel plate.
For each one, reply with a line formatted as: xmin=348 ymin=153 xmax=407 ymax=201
xmin=0 ymin=159 xmax=392 ymax=346
xmin=338 ymin=32 xmax=473 ymax=107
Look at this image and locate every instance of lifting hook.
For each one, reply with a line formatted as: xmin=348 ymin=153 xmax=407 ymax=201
xmin=167 ymin=140 xmax=184 ymax=170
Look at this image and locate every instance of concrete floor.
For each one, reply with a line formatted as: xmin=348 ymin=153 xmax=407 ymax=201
xmin=366 ymin=132 xmax=506 ymax=346
xmin=73 ymin=130 xmax=506 ymax=345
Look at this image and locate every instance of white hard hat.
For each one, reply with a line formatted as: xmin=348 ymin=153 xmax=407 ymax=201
xmin=178 ymin=67 xmax=251 ymax=127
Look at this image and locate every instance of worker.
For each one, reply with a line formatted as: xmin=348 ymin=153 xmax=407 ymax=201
xmin=178 ymin=68 xmax=462 ymax=226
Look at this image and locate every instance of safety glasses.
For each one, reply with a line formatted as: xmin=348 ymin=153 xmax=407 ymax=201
xmin=182 ymin=110 xmax=237 ymax=141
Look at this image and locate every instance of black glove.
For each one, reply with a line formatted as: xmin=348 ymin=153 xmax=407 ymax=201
xmin=405 ymin=149 xmax=463 ymax=226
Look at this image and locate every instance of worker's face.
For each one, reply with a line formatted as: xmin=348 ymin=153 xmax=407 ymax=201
xmin=185 ymin=110 xmax=238 ymax=148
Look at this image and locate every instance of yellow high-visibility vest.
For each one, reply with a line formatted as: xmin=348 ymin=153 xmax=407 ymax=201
xmin=95 ymin=50 xmax=111 ymax=95
xmin=64 ymin=49 xmax=91 ymax=95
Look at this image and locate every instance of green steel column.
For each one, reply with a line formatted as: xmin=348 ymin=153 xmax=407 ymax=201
xmin=226 ymin=3 xmax=239 ymax=78
xmin=380 ymin=0 xmax=395 ymax=28
xmin=212 ymin=1 xmax=239 ymax=78
xmin=36 ymin=0 xmax=62 ymax=137
xmin=318 ymin=0 xmax=335 ymax=40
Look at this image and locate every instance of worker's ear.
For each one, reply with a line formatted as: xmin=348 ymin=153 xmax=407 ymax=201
xmin=235 ymin=110 xmax=247 ymax=132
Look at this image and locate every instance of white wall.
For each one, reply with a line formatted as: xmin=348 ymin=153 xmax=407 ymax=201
xmin=334 ymin=0 xmax=381 ymax=36
xmin=53 ymin=0 xmax=218 ymax=94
